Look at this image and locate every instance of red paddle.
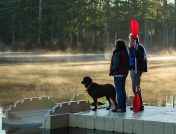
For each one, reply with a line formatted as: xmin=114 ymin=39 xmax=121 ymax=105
xmin=130 ymin=19 xmax=141 ymax=112
xmin=130 ymin=19 xmax=139 ymax=38
xmin=133 ymin=87 xmax=141 ymax=112
xmin=130 ymin=18 xmax=138 ymax=74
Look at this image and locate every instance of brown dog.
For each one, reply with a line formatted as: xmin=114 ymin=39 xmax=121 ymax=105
xmin=81 ymin=76 xmax=117 ymax=111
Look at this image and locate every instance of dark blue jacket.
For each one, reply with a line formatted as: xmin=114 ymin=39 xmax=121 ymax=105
xmin=129 ymin=44 xmax=148 ymax=73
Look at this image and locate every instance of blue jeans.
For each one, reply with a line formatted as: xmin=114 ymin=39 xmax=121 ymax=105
xmin=114 ymin=75 xmax=127 ymax=111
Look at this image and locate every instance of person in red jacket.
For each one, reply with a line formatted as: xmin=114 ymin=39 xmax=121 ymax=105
xmin=109 ymin=39 xmax=129 ymax=112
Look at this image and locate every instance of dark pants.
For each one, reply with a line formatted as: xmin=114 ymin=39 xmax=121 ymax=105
xmin=130 ymin=70 xmax=143 ymax=107
xmin=114 ymin=75 xmax=127 ymax=111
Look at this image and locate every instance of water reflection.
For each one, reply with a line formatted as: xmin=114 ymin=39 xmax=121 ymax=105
xmin=5 ymin=127 xmax=125 ymax=134
xmin=0 ymin=53 xmax=111 ymax=64
xmin=156 ymin=95 xmax=176 ymax=108
xmin=166 ymin=96 xmax=176 ymax=108
xmin=5 ymin=126 xmax=42 ymax=134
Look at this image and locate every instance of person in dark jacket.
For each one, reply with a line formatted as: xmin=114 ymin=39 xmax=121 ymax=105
xmin=128 ymin=33 xmax=148 ymax=111
xmin=109 ymin=39 xmax=129 ymax=112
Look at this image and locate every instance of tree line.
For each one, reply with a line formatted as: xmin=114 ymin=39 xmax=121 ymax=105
xmin=0 ymin=0 xmax=175 ymax=52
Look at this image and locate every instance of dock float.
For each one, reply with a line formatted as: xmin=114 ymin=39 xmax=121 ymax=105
xmin=2 ymin=94 xmax=176 ymax=134
xmin=68 ymin=106 xmax=176 ymax=134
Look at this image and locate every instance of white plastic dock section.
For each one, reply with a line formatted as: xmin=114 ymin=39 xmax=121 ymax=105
xmin=4 ymin=94 xmax=176 ymax=134
xmin=41 ymin=100 xmax=90 ymax=129
xmin=2 ymin=95 xmax=90 ymax=127
xmin=2 ymin=96 xmax=56 ymax=126
xmin=69 ymin=106 xmax=176 ymax=134
xmin=0 ymin=108 xmax=5 ymax=134
xmin=41 ymin=93 xmax=133 ymax=130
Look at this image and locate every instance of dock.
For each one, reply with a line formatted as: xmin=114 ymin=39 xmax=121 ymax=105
xmin=2 ymin=94 xmax=176 ymax=134
xmin=68 ymin=106 xmax=176 ymax=134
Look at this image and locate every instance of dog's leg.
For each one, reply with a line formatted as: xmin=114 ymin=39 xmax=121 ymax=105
xmin=106 ymin=97 xmax=111 ymax=110
xmin=92 ymin=98 xmax=97 ymax=111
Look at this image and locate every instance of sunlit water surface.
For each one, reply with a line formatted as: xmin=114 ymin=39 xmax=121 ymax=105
xmin=0 ymin=53 xmax=176 ymax=134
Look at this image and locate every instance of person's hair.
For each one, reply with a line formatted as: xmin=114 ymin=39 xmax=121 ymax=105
xmin=129 ymin=33 xmax=139 ymax=44
xmin=115 ymin=39 xmax=128 ymax=54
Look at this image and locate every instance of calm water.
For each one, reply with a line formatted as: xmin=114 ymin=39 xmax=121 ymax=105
xmin=0 ymin=53 xmax=111 ymax=64
xmin=0 ymin=53 xmax=122 ymax=134
xmin=1 ymin=126 xmax=126 ymax=134
xmin=0 ymin=53 xmax=176 ymax=134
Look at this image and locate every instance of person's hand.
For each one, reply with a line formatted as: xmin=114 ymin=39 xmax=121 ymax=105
xmin=129 ymin=43 xmax=133 ymax=47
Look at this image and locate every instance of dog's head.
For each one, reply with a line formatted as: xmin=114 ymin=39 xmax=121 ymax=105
xmin=81 ymin=76 xmax=93 ymax=88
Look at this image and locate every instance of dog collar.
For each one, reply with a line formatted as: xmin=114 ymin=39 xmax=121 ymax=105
xmin=86 ymin=83 xmax=92 ymax=91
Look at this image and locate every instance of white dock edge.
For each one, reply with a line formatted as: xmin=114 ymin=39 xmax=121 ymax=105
xmin=41 ymin=100 xmax=90 ymax=129
xmin=144 ymin=121 xmax=154 ymax=134
xmin=2 ymin=97 xmax=90 ymax=127
xmin=42 ymin=114 xmax=69 ymax=130
xmin=3 ymin=95 xmax=176 ymax=134
xmin=2 ymin=96 xmax=56 ymax=126
xmin=68 ymin=106 xmax=176 ymax=134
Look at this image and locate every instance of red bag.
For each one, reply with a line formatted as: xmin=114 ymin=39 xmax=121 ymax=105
xmin=133 ymin=92 xmax=141 ymax=112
